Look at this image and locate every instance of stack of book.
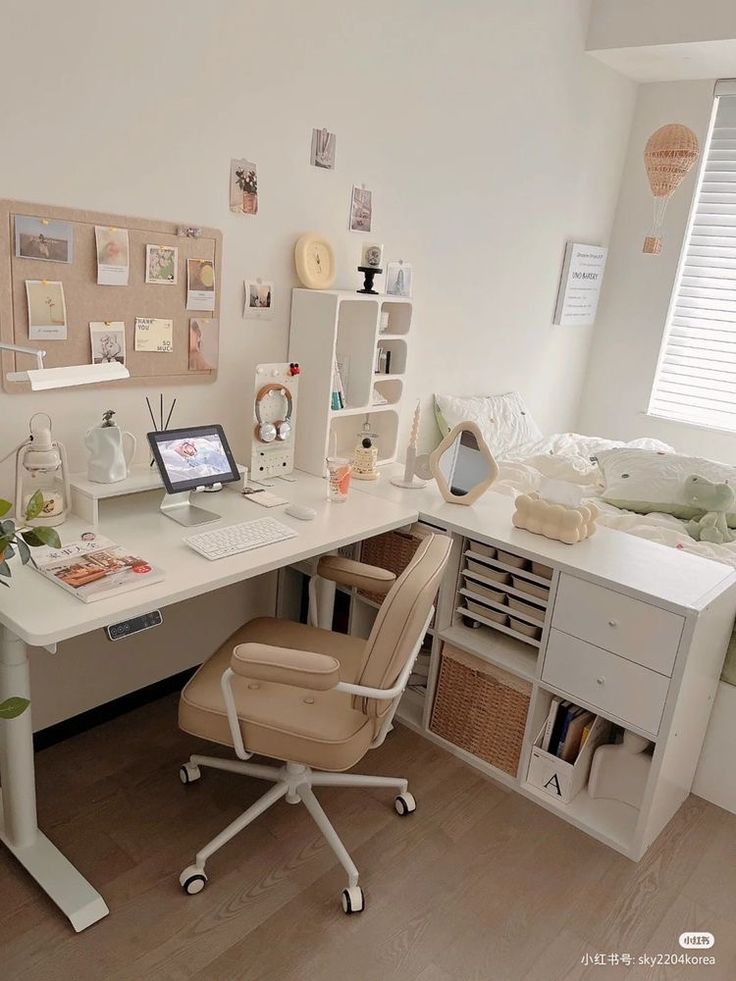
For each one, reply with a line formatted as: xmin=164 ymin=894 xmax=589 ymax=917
xmin=540 ymin=698 xmax=595 ymax=764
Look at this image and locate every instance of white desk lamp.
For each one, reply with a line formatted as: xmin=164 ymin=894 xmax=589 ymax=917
xmin=0 ymin=341 xmax=130 ymax=390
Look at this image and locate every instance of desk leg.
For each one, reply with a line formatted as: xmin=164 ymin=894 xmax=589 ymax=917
xmin=0 ymin=626 xmax=109 ymax=932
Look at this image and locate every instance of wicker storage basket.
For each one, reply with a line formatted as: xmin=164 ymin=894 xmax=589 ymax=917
xmin=430 ymin=644 xmax=531 ymax=776
xmin=358 ymin=525 xmax=428 ymax=604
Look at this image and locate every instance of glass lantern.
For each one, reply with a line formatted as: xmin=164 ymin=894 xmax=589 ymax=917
xmin=15 ymin=413 xmax=71 ymax=528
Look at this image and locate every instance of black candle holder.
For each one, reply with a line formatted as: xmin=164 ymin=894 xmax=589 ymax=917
xmin=357 ymin=265 xmax=382 ymax=295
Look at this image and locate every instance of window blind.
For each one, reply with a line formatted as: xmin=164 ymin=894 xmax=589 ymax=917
xmin=649 ymin=88 xmax=736 ymax=431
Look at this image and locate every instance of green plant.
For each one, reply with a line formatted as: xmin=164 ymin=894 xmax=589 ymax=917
xmin=0 ymin=696 xmax=29 ymax=719
xmin=0 ymin=490 xmax=61 ymax=586
xmin=0 ymin=491 xmax=61 ymax=719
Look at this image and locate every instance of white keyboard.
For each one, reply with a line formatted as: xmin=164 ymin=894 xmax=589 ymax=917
xmin=184 ymin=517 xmax=298 ymax=560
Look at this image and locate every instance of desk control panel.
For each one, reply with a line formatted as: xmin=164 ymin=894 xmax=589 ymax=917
xmin=105 ymin=610 xmax=163 ymax=642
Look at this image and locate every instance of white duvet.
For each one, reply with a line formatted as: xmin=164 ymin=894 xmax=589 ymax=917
xmin=493 ymin=433 xmax=736 ymax=570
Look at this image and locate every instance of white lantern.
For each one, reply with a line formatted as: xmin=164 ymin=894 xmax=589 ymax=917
xmin=15 ymin=413 xmax=71 ymax=528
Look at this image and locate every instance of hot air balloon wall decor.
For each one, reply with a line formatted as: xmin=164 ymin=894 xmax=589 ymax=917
xmin=643 ymin=123 xmax=700 ymax=255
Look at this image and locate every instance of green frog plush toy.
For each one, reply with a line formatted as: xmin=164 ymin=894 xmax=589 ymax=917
xmin=685 ymin=474 xmax=736 ymax=545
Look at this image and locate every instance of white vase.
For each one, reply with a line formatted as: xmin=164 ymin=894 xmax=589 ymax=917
xmin=85 ymin=425 xmax=136 ymax=484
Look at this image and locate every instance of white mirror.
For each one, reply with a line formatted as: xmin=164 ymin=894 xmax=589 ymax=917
xmin=429 ymin=421 xmax=498 ymax=505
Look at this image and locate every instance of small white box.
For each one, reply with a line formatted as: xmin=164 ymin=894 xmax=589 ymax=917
xmin=527 ymin=714 xmax=610 ymax=803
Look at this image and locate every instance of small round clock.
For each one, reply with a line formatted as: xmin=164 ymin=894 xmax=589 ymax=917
xmin=294 ymin=233 xmax=336 ymax=290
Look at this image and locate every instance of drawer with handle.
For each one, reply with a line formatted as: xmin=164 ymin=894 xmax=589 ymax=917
xmin=542 ymin=629 xmax=669 ymax=736
xmin=552 ymin=574 xmax=683 ymax=676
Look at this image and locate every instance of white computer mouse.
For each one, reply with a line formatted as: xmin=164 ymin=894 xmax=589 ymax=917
xmin=285 ymin=503 xmax=316 ymax=521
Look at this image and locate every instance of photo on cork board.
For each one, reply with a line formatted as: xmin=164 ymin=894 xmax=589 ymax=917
xmin=145 ymin=244 xmax=178 ymax=285
xmin=90 ymin=321 xmax=126 ymax=365
xmin=15 ymin=216 xmax=74 ymax=263
xmin=95 ymin=226 xmax=130 ymax=286
xmin=25 ymin=279 xmax=68 ymax=340
xmin=188 ymin=318 xmax=218 ymax=371
xmin=187 ymin=258 xmax=216 ymax=311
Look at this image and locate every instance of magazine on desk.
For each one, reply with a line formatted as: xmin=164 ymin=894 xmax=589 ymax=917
xmin=32 ymin=533 xmax=164 ymax=603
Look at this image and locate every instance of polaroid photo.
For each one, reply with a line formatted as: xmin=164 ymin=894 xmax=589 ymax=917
xmin=230 ymin=158 xmax=258 ymax=215
xmin=243 ymin=280 xmax=273 ymax=320
xmin=310 ymin=128 xmax=336 ymax=170
xmin=15 ymin=216 xmax=73 ymax=263
xmin=187 ymin=258 xmax=216 ymax=311
xmin=90 ymin=322 xmax=126 ymax=365
xmin=385 ymin=261 xmax=412 ymax=298
xmin=25 ymin=280 xmax=67 ymax=340
xmin=134 ymin=317 xmax=173 ymax=353
xmin=95 ymin=226 xmax=130 ymax=286
xmin=349 ymin=185 xmax=373 ymax=233
xmin=188 ymin=318 xmax=219 ymax=371
xmin=145 ymin=245 xmax=178 ymax=285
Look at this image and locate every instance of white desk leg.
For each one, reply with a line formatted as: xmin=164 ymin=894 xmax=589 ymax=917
xmin=0 ymin=626 xmax=109 ymax=932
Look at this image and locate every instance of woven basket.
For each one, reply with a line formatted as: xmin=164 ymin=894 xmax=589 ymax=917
xmin=430 ymin=644 xmax=531 ymax=776
xmin=358 ymin=526 xmax=428 ymax=604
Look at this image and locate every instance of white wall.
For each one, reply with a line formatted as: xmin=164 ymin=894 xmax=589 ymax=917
xmin=576 ymin=78 xmax=736 ymax=813
xmin=0 ymin=0 xmax=635 ymax=485
xmin=588 ymin=0 xmax=736 ymax=51
xmin=0 ymin=1 xmax=636 ymax=720
xmin=575 ymin=79 xmax=736 ymax=459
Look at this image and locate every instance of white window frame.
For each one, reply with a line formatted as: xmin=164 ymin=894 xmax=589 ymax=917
xmin=648 ymin=79 xmax=736 ymax=434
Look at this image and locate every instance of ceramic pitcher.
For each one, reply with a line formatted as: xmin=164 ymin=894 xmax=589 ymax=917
xmin=85 ymin=425 xmax=136 ymax=483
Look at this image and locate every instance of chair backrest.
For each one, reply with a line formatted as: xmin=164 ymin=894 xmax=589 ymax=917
xmin=355 ymin=532 xmax=452 ymax=719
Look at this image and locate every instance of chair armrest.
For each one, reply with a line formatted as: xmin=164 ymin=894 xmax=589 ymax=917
xmin=317 ymin=555 xmax=396 ymax=595
xmin=231 ymin=643 xmax=340 ymax=691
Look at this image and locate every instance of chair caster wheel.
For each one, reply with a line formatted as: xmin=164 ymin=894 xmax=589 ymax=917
xmin=394 ymin=791 xmax=416 ymax=815
xmin=179 ymin=865 xmax=207 ymax=895
xmin=179 ymin=762 xmax=201 ymax=785
xmin=341 ymin=885 xmax=365 ymax=914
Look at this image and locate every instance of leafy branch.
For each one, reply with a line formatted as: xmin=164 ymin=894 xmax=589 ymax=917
xmin=0 ymin=491 xmax=61 ymax=586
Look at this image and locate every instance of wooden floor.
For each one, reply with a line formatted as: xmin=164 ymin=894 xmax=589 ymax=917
xmin=2 ymin=695 xmax=736 ymax=981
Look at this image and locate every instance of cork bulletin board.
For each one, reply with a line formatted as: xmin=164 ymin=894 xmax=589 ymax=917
xmin=0 ymin=199 xmax=223 ymax=393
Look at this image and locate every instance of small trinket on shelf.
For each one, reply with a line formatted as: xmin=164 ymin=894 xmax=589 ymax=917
xmin=351 ymin=418 xmax=380 ymax=481
xmin=391 ymin=400 xmax=427 ymax=489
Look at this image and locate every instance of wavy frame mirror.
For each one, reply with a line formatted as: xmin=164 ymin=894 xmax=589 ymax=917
xmin=429 ymin=420 xmax=499 ymax=505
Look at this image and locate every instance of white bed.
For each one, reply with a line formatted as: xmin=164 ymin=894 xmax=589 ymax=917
xmin=493 ymin=431 xmax=736 ymax=571
xmin=487 ymin=431 xmax=736 ymax=685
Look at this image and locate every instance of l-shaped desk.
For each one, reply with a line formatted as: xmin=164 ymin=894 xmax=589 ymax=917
xmin=2 ymin=468 xmax=736 ymax=933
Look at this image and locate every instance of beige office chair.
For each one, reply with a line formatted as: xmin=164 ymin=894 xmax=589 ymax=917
xmin=177 ymin=532 xmax=451 ymax=914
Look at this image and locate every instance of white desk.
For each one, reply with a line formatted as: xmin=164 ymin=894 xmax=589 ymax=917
xmin=0 ymin=471 xmax=418 ymax=931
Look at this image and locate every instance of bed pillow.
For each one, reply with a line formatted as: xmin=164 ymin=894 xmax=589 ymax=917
xmin=596 ymin=447 xmax=736 ymax=525
xmin=434 ymin=392 xmax=543 ymax=458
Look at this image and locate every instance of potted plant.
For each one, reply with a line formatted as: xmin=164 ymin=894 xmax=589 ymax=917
xmin=235 ymin=166 xmax=258 ymax=214
xmin=0 ymin=490 xmax=61 ymax=720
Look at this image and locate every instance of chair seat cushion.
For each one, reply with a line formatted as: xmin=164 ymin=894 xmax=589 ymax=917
xmin=179 ymin=618 xmax=373 ymax=772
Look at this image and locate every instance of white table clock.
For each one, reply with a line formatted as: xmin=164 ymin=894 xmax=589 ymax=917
xmin=294 ymin=233 xmax=336 ymax=290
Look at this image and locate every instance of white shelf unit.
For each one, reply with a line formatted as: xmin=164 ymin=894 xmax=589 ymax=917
xmin=288 ymin=289 xmax=412 ymax=476
xmin=337 ymin=515 xmax=736 ymax=862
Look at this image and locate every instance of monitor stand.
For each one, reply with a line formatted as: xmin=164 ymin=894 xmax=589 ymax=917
xmin=160 ymin=490 xmax=220 ymax=527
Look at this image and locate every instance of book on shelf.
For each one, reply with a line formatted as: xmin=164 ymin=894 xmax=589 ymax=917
xmin=335 ymin=357 xmax=349 ymax=406
xmin=331 ymin=366 xmax=344 ymax=410
xmin=32 ymin=533 xmax=164 ymax=603
xmin=559 ymin=710 xmax=594 ymax=763
xmin=541 ymin=698 xmax=596 ymax=763
xmin=541 ymin=696 xmax=562 ymax=752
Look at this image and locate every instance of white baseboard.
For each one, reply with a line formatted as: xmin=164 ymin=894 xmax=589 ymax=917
xmin=693 ymin=681 xmax=736 ymax=814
